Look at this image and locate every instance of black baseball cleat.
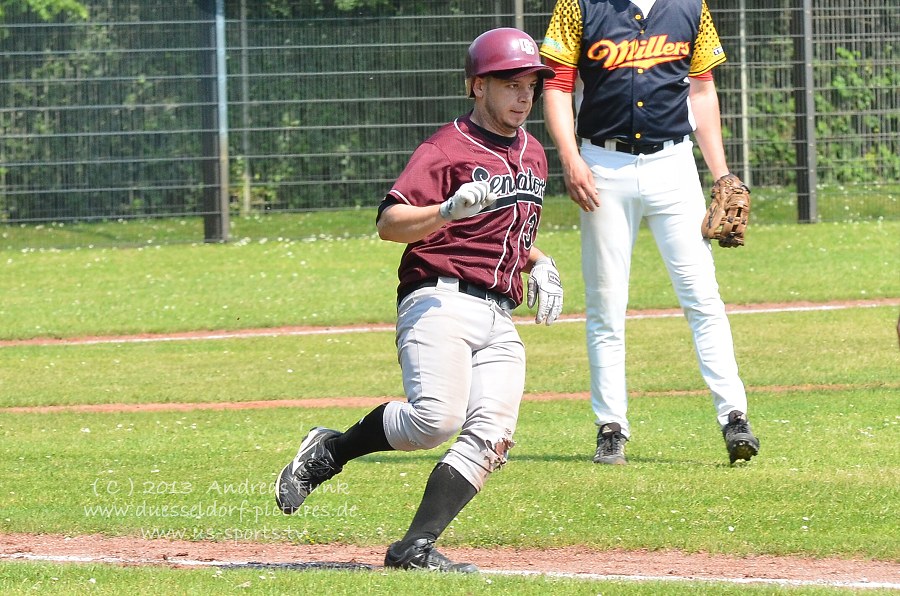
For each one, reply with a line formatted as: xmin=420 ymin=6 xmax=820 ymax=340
xmin=722 ymin=410 xmax=760 ymax=464
xmin=384 ymin=538 xmax=478 ymax=573
xmin=593 ymin=422 xmax=628 ymax=465
xmin=275 ymin=427 xmax=343 ymax=514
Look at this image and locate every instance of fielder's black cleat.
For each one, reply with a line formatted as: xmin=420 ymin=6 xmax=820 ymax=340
xmin=722 ymin=410 xmax=760 ymax=464
xmin=593 ymin=422 xmax=628 ymax=465
xmin=384 ymin=538 xmax=478 ymax=573
xmin=275 ymin=427 xmax=343 ymax=514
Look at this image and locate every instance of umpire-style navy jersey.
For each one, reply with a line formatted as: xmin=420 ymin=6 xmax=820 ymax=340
xmin=540 ymin=0 xmax=726 ymax=144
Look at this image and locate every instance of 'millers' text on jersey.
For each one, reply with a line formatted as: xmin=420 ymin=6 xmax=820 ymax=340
xmin=379 ymin=113 xmax=549 ymax=306
xmin=540 ymin=0 xmax=726 ymax=144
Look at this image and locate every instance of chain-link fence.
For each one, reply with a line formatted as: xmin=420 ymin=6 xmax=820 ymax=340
xmin=1 ymin=0 xmax=898 ymax=242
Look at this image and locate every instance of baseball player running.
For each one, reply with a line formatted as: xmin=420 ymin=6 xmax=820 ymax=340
xmin=275 ymin=28 xmax=562 ymax=572
xmin=539 ymin=0 xmax=760 ymax=465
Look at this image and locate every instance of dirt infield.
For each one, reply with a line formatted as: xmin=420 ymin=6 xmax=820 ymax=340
xmin=4 ymin=382 xmax=899 ymax=416
xmin=2 ymin=533 xmax=899 ymax=587
xmin=1 ymin=297 xmax=896 ymax=349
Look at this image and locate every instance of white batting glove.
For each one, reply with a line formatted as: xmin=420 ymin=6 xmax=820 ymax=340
xmin=439 ymin=181 xmax=498 ymax=221
xmin=527 ymin=256 xmax=563 ymax=325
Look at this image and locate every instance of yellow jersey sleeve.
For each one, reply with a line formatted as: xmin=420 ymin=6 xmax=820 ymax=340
xmin=539 ymin=0 xmax=583 ymax=68
xmin=690 ymin=0 xmax=727 ymax=75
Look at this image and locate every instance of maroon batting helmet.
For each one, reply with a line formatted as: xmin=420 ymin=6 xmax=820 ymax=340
xmin=465 ymin=28 xmax=555 ymax=97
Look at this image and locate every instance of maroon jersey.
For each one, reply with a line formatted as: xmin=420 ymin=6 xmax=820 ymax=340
xmin=381 ymin=113 xmax=549 ymax=306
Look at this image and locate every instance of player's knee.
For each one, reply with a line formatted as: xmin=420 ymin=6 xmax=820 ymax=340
xmin=413 ymin=413 xmax=465 ymax=449
xmin=385 ymin=403 xmax=465 ymax=451
xmin=441 ymin=434 xmax=517 ymax=492
xmin=682 ymin=298 xmax=727 ymax=325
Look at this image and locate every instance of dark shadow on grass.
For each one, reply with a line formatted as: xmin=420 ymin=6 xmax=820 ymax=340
xmin=219 ymin=561 xmax=374 ymax=571
xmin=361 ymin=452 xmax=601 ymax=465
xmin=359 ymin=452 xmax=725 ymax=465
xmin=356 ymin=448 xmax=744 ymax=467
xmin=512 ymin=453 xmax=735 ymax=467
xmin=505 ymin=453 xmax=590 ymax=463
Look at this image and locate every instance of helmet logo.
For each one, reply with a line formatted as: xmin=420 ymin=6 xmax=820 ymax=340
xmin=518 ymin=39 xmax=537 ymax=55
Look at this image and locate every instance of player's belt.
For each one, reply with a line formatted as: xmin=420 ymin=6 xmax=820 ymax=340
xmin=590 ymin=135 xmax=688 ymax=155
xmin=398 ymin=277 xmax=517 ymax=312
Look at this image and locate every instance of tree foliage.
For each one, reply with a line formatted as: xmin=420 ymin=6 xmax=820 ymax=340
xmin=0 ymin=0 xmax=87 ymax=22
xmin=1 ymin=1 xmax=897 ymax=222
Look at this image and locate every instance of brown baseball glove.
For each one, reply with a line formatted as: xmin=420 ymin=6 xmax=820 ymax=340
xmin=701 ymin=173 xmax=751 ymax=248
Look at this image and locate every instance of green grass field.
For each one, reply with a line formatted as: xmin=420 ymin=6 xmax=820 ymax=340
xmin=1 ymin=220 xmax=896 ymax=339
xmin=0 ymin=215 xmax=898 ymax=594
xmin=2 ymin=183 xmax=899 ymax=251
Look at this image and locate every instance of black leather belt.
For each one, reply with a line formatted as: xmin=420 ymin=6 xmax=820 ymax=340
xmin=398 ymin=278 xmax=517 ymax=312
xmin=591 ymin=136 xmax=686 ymax=155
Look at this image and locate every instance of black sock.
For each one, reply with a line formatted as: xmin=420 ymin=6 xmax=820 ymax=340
xmin=325 ymin=403 xmax=393 ymax=467
xmin=400 ymin=462 xmax=477 ymax=546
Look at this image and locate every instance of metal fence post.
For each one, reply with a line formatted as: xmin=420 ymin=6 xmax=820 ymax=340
xmin=198 ymin=0 xmax=230 ymax=243
xmin=792 ymin=0 xmax=818 ymax=223
xmin=239 ymin=0 xmax=252 ymax=216
xmin=738 ymin=0 xmax=751 ymax=187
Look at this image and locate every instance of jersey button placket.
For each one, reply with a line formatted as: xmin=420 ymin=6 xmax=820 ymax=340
xmin=632 ymin=16 xmax=648 ymax=142
xmin=633 ymin=68 xmax=646 ymax=140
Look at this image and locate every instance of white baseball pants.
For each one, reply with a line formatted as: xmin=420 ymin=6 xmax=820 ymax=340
xmin=579 ymin=139 xmax=747 ymax=437
xmin=383 ymin=278 xmax=525 ymax=491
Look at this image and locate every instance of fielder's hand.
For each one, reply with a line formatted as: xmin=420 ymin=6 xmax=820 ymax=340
xmin=527 ymin=256 xmax=563 ymax=325
xmin=439 ymin=181 xmax=498 ymax=221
